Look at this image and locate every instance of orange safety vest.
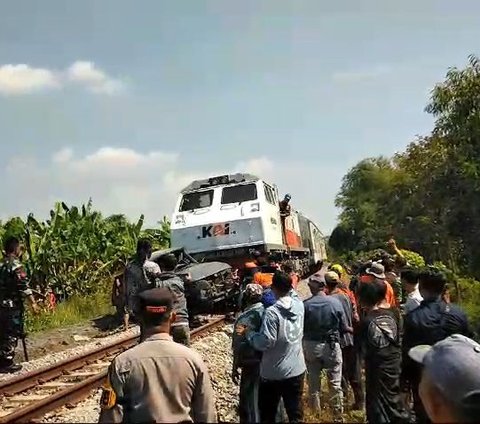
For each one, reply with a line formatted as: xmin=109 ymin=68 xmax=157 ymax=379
xmin=359 ymin=276 xmax=397 ymax=307
xmin=254 ymin=272 xmax=273 ymax=288
xmin=385 ymin=281 xmax=398 ymax=307
xmin=340 ymin=286 xmax=357 ymax=309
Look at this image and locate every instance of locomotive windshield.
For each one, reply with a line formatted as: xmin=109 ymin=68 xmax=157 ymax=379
xmin=179 ymin=190 xmax=214 ymax=211
xmin=221 ymin=183 xmax=257 ymax=204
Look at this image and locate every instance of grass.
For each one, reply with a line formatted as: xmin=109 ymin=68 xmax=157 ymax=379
xmin=25 ymin=288 xmax=114 ymax=333
xmin=302 ymin=373 xmax=366 ymax=423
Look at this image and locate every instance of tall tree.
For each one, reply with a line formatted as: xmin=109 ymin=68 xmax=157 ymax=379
xmin=331 ymin=55 xmax=480 ymax=277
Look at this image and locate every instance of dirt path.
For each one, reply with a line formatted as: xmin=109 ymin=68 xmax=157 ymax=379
xmin=18 ymin=314 xmax=122 ymax=362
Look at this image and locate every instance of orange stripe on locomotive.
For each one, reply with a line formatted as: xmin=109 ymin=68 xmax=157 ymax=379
xmin=283 ymin=214 xmax=302 ymax=249
xmin=285 ymin=229 xmax=302 ymax=248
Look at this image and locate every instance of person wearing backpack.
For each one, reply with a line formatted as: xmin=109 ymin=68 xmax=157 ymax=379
xmin=401 ymin=267 xmax=472 ymax=423
xmin=358 ymin=280 xmax=408 ymax=424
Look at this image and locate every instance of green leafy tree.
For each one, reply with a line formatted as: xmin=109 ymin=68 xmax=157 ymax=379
xmin=331 ymin=55 xmax=480 ymax=278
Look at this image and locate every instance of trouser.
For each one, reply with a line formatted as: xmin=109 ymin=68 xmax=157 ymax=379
xmin=239 ymin=365 xmax=260 ymax=423
xmin=259 ymin=372 xmax=305 ymax=423
xmin=0 ymin=306 xmax=23 ymax=366
xmin=304 ymin=340 xmax=343 ymax=417
xmin=411 ymin=373 xmax=431 ymax=424
xmin=341 ymin=345 xmax=364 ymax=407
xmin=171 ymin=325 xmax=190 ymax=347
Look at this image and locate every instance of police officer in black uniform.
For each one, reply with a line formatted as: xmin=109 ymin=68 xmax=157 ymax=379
xmin=401 ymin=267 xmax=472 ymax=423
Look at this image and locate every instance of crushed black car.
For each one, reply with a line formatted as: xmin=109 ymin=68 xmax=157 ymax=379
xmin=149 ymin=247 xmax=239 ymax=317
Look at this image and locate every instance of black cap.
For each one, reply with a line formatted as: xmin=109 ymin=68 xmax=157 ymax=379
xmin=138 ymin=288 xmax=173 ymax=315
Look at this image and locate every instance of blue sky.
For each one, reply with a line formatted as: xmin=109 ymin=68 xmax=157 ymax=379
xmin=0 ymin=0 xmax=479 ymax=232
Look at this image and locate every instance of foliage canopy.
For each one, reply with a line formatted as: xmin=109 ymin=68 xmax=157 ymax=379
xmin=1 ymin=200 xmax=170 ymax=297
xmin=330 ymin=55 xmax=480 ymax=278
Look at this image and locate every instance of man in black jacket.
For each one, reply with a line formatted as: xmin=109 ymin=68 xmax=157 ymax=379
xmin=401 ymin=267 xmax=472 ymax=423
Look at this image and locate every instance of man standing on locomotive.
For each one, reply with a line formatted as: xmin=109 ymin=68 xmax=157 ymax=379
xmin=279 ymin=194 xmax=292 ymax=217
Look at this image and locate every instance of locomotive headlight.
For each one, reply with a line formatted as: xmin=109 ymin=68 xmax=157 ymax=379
xmin=175 ymin=214 xmax=186 ymax=225
xmin=250 ymin=202 xmax=260 ymax=212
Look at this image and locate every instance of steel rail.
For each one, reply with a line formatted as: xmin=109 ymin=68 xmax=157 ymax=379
xmin=0 ymin=335 xmax=138 ymax=397
xmin=0 ymin=316 xmax=227 ymax=424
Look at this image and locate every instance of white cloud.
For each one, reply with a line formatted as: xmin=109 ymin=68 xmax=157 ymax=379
xmin=1 ymin=147 xmax=211 ymax=226
xmin=67 ymin=61 xmax=124 ymax=94
xmin=0 ymin=147 xmax=338 ymax=232
xmin=52 ymin=147 xmax=74 ymax=164
xmin=235 ymin=157 xmax=274 ymax=180
xmin=0 ymin=61 xmax=125 ymax=96
xmin=0 ymin=64 xmax=60 ymax=95
xmin=332 ymin=64 xmax=391 ymax=84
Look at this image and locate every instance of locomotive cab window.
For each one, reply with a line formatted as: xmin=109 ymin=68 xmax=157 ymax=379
xmin=179 ymin=190 xmax=214 ymax=211
xmin=221 ymin=183 xmax=257 ymax=204
xmin=263 ymin=183 xmax=276 ymax=205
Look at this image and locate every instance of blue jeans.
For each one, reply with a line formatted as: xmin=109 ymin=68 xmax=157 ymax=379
xmin=239 ymin=365 xmax=260 ymax=423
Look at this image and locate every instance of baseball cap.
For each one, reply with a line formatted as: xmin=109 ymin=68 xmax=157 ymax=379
xmin=409 ymin=334 xmax=480 ymax=410
xmin=308 ymin=274 xmax=326 ymax=288
xmin=325 ymin=271 xmax=341 ymax=285
xmin=330 ymin=264 xmax=344 ymax=276
xmin=366 ymin=262 xmax=386 ymax=280
xmin=138 ymin=288 xmax=173 ymax=315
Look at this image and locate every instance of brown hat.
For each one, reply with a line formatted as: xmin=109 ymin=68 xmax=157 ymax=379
xmin=138 ymin=288 xmax=173 ymax=315
xmin=325 ymin=271 xmax=341 ymax=286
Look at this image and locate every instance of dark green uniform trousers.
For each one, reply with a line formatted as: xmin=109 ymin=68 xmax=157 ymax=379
xmin=0 ymin=306 xmax=23 ymax=366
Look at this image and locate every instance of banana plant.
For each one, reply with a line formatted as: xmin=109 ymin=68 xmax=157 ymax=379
xmin=1 ymin=201 xmax=170 ymax=298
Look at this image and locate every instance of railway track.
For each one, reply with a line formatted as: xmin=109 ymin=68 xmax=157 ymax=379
xmin=0 ymin=316 xmax=227 ymax=423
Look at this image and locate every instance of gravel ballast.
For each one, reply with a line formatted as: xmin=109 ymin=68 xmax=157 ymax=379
xmin=40 ymin=325 xmax=238 ymax=423
xmin=4 ymin=280 xmax=312 ymax=423
xmin=0 ymin=327 xmax=140 ymax=383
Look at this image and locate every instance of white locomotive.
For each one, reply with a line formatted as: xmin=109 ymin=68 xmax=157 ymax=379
xmin=170 ymin=173 xmax=326 ymax=274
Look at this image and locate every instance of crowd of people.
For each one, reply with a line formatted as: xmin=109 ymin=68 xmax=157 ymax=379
xmin=231 ymin=241 xmax=480 ymax=423
xmin=98 ymin=238 xmax=480 ymax=423
xmin=3 ymin=234 xmax=480 ymax=423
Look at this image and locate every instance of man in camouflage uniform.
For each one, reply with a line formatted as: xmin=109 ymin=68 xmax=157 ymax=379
xmin=0 ymin=237 xmax=39 ymax=373
xmin=123 ymin=239 xmax=161 ymax=331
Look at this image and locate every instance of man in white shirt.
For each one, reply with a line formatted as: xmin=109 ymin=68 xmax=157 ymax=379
xmin=400 ymin=268 xmax=423 ymax=314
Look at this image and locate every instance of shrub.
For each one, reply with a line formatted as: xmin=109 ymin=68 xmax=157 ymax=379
xmin=400 ymin=249 xmax=426 ymax=268
xmin=457 ymin=278 xmax=480 ymax=337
